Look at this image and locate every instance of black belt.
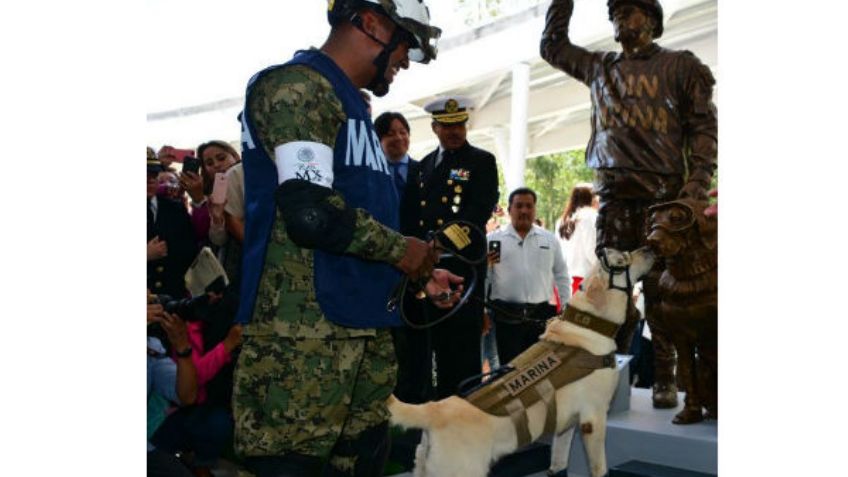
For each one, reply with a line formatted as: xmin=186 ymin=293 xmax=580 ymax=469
xmin=489 ymin=300 xmax=558 ymax=324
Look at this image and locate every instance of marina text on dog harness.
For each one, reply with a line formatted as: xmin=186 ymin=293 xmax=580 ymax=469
xmin=464 ymin=306 xmax=619 ymax=447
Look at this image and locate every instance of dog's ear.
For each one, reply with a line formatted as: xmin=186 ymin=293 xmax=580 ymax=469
xmin=586 ymin=274 xmax=608 ymax=309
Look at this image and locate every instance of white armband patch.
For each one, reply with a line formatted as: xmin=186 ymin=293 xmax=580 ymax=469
xmin=274 ymin=141 xmax=334 ymax=188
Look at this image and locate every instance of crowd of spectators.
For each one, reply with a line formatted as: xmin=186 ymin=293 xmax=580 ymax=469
xmin=147 ymin=141 xmax=245 ymax=477
xmin=147 ymin=124 xmax=592 ymax=476
xmin=145 ymin=115 xmax=622 ymax=476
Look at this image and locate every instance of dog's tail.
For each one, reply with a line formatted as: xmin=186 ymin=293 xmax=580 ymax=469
xmin=387 ymin=394 xmax=436 ymax=431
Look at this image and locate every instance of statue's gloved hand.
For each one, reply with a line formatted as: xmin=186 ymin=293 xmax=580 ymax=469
xmin=540 ymin=0 xmax=575 ymax=59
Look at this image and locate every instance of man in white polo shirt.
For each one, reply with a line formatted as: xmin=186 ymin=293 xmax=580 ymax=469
xmin=487 ymin=187 xmax=570 ymax=364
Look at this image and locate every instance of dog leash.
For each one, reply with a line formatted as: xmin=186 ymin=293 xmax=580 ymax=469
xmin=387 ymin=219 xmax=488 ymax=330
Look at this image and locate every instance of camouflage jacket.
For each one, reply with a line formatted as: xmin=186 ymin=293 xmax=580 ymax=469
xmin=242 ymin=61 xmax=407 ymax=339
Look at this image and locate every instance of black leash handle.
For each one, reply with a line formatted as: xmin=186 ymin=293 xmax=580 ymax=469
xmin=389 ymin=261 xmax=478 ymax=330
xmin=387 ymin=220 xmax=487 ymax=330
xmin=457 ymin=365 xmax=516 ymax=397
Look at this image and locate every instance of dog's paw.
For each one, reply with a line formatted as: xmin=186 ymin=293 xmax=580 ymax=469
xmin=547 ymin=469 xmax=568 ymax=477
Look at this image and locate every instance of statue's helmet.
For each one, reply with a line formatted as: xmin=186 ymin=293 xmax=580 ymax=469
xmin=327 ymin=0 xmax=442 ymax=64
xmin=607 ymin=0 xmax=664 ymax=39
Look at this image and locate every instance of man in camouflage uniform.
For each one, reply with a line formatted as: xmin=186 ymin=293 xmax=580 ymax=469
xmin=232 ymin=1 xmax=446 ymax=476
xmin=541 ymin=0 xmax=717 ymax=408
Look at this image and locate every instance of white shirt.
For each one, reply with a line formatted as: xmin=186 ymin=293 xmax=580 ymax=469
xmin=487 ymin=223 xmax=570 ymax=305
xmin=224 ymin=162 xmax=245 ymax=219
xmin=555 ymin=207 xmax=598 ymax=278
xmin=434 ymin=145 xmax=445 ymax=169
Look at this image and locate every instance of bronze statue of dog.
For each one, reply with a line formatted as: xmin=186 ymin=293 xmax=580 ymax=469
xmin=646 ymin=198 xmax=717 ymax=424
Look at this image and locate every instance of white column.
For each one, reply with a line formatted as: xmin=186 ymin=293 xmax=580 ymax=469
xmin=490 ymin=126 xmax=509 ymax=170
xmin=507 ymin=61 xmax=530 ymax=195
xmin=489 ymin=126 xmax=509 ymax=204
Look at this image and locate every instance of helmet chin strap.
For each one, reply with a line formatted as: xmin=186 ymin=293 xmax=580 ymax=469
xmin=350 ymin=13 xmax=406 ymax=97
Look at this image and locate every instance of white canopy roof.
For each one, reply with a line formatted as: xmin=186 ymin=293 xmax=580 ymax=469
xmin=147 ymin=0 xmax=717 ymax=161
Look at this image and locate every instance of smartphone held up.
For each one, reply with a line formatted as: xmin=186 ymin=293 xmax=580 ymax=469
xmin=182 ymin=156 xmax=202 ymax=175
xmin=488 ymin=240 xmax=501 ymax=264
xmin=211 ymin=173 xmax=229 ymax=204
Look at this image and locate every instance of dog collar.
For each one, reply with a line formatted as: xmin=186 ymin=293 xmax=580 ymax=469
xmin=562 ymin=305 xmax=620 ymax=339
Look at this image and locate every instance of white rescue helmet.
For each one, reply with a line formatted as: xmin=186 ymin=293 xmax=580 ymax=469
xmin=328 ymin=0 xmax=442 ymax=64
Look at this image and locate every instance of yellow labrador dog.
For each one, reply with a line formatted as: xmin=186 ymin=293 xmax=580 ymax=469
xmin=388 ymin=247 xmax=655 ymax=477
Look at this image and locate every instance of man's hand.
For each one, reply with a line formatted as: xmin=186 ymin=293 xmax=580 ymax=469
xmin=395 ymin=237 xmax=437 ymax=282
xmin=223 ymin=324 xmax=244 ymax=354
xmin=179 ymin=171 xmax=205 ymax=203
xmin=147 ymin=302 xmax=164 ymax=326
xmin=540 ymin=0 xmax=575 ymax=60
xmin=486 ymin=249 xmax=501 ymax=266
xmin=704 ymin=189 xmax=718 ymax=217
xmin=425 ymin=268 xmax=465 ymax=309
xmin=147 ymin=236 xmax=168 ymax=261
xmin=161 ymin=312 xmax=191 ymax=354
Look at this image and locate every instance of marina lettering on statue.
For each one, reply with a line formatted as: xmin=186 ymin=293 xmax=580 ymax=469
xmin=598 ymin=74 xmax=670 ymax=134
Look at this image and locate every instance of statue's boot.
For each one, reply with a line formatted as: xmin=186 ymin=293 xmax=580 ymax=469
xmin=672 ymin=344 xmax=704 ymax=424
xmin=701 ymin=344 xmax=718 ymax=420
xmin=643 ymin=270 xmax=679 ymax=409
xmin=651 ymin=344 xmax=678 ymax=409
xmin=673 ymin=367 xmax=704 ymax=424
xmin=673 ymin=404 xmax=705 ymax=424
xmin=652 ymin=379 xmax=678 ymax=409
xmin=647 ymin=325 xmax=678 ymax=409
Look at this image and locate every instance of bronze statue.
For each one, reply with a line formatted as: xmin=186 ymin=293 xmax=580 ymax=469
xmin=647 ymin=199 xmax=717 ymax=424
xmin=541 ymin=0 xmax=717 ymax=409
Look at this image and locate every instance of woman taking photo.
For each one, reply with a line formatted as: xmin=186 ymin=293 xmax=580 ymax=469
xmin=178 ymin=141 xmax=241 ymax=247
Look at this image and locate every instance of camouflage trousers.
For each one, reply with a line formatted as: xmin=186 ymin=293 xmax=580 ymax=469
xmin=232 ymin=329 xmax=397 ymax=472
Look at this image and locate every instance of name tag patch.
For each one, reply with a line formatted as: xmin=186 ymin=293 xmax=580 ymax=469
xmin=449 ymin=169 xmax=471 ymax=181
xmin=504 ymin=352 xmax=562 ymax=396
xmin=274 ymin=141 xmax=334 ymax=188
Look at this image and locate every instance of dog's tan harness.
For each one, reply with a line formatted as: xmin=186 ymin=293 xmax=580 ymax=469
xmin=464 ymin=305 xmax=619 ymax=447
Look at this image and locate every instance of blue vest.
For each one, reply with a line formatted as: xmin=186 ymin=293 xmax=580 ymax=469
xmin=236 ymin=50 xmax=402 ymax=328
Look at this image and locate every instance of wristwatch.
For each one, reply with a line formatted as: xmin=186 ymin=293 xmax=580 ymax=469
xmin=176 ymin=346 xmax=192 ymax=358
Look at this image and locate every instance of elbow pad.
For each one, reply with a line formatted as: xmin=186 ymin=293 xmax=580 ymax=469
xmin=275 ymin=180 xmax=356 ymax=254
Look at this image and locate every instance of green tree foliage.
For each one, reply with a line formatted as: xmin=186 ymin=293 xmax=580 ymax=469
xmin=523 ymin=150 xmax=594 ymax=231
xmin=492 ymin=148 xmax=716 ymax=232
xmin=456 ymin=0 xmax=547 ymax=26
xmin=457 ymin=0 xmax=504 ymax=26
